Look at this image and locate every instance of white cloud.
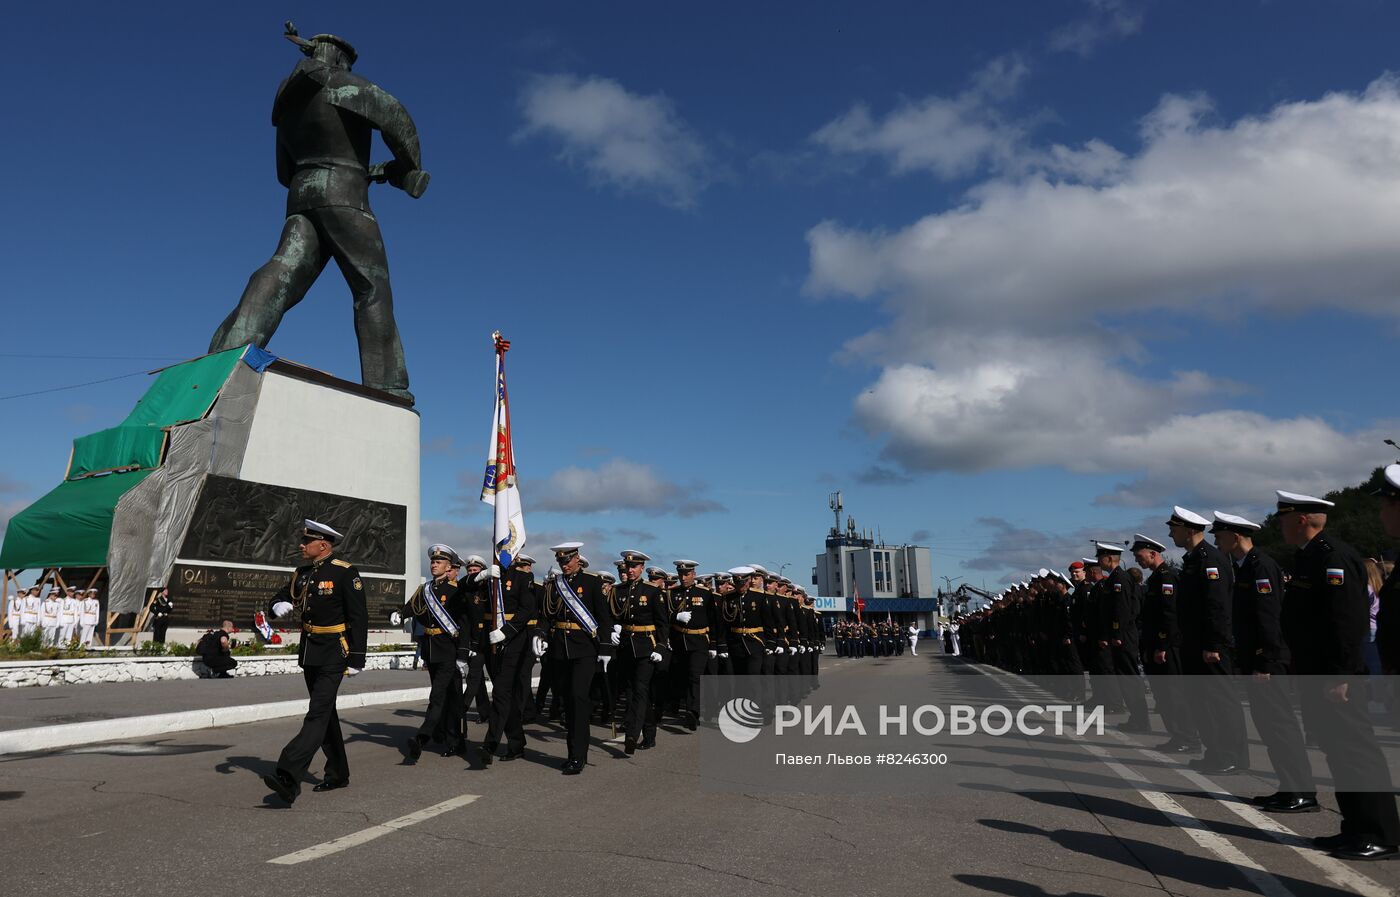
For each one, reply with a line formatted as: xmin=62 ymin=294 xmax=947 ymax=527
xmin=1048 ymin=0 xmax=1146 ymax=57
xmin=810 ymin=77 xmax=1400 ymax=506
xmin=811 ymin=55 xmax=1028 ymax=180
xmin=532 ymin=458 xmax=724 ymax=517
xmin=518 ymin=73 xmax=712 ymax=208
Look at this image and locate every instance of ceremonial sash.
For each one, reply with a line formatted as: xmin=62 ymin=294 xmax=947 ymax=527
xmin=555 ymin=575 xmax=597 ymax=637
xmin=422 ymin=579 xmax=459 ymax=637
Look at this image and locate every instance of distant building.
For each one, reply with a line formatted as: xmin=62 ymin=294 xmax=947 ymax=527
xmin=811 ymin=497 xmax=936 ymax=629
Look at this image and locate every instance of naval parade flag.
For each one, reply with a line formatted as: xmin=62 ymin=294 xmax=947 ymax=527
xmin=482 ymin=332 xmax=525 ymax=622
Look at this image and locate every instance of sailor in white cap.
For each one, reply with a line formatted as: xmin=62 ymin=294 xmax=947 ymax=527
xmin=722 ymin=566 xmax=767 ymax=674
xmin=609 ymin=550 xmax=668 ymax=754
xmin=79 ymin=589 xmax=100 ymax=647
xmin=477 ymin=540 xmax=542 ymax=767
xmin=536 ymin=542 xmax=615 ymax=775
xmin=4 ymin=589 xmax=21 ymax=640
xmin=260 ymin=519 xmax=367 ymax=804
xmin=58 ymin=585 xmax=81 ymax=646
xmin=403 ymin=544 xmax=468 ymax=761
xmin=1276 ymin=487 xmax=1400 ymax=858
xmin=1165 ymin=505 xmax=1246 ymax=774
xmin=667 ymin=559 xmax=715 ymax=730
xmin=1207 ymin=512 xmax=1316 ymax=811
xmin=1090 ymin=540 xmax=1150 ymax=730
xmin=20 ymin=586 xmax=41 ymax=641
xmin=40 ymin=587 xmax=60 ymax=646
xmin=1131 ymin=533 xmax=1197 ymax=754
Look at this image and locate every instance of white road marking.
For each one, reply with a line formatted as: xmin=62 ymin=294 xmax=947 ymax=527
xmin=984 ymin=664 xmax=1398 ymax=897
xmin=973 ymin=665 xmax=1301 ymax=897
xmin=266 ymin=793 xmax=480 ymax=865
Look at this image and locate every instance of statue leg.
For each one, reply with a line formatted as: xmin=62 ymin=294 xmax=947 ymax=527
xmin=209 ymin=215 xmax=328 ymax=354
xmin=321 ymin=207 xmax=412 ymax=403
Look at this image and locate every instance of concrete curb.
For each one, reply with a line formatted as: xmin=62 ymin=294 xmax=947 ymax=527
xmin=0 ymin=686 xmax=431 ymax=756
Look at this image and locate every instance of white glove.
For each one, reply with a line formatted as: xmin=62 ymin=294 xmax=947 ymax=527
xmin=764 ymin=648 xmax=774 ymax=655
xmin=599 ymin=656 xmax=611 ymax=672
xmin=708 ymin=649 xmax=717 ymax=659
xmin=489 ymin=628 xmax=506 ymax=645
xmin=271 ymin=601 xmax=293 ymax=618
xmin=456 ymin=660 xmax=468 ymax=677
xmin=468 ymin=648 xmax=479 ymax=659
xmin=474 ymin=568 xmax=491 ymax=582
xmin=388 ymin=610 xmax=402 ymax=627
xmin=345 ymin=667 xmax=361 ymax=677
xmin=675 ymin=611 xmax=692 ymax=624
xmin=610 ymin=630 xmax=621 ymax=646
xmin=719 ymin=652 xmax=729 ymax=659
xmin=490 ymin=564 xmax=501 ymax=579
xmin=648 ymin=651 xmax=663 ymax=663
xmin=531 ymin=635 xmax=547 ymax=656
xmin=788 ymin=646 xmax=798 ymax=655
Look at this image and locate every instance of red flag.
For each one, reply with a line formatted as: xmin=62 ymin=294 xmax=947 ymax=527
xmin=854 ymin=582 xmax=864 ymax=622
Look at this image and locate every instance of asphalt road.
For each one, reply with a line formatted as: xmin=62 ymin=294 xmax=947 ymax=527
xmin=4 ymin=653 xmax=1399 ymax=897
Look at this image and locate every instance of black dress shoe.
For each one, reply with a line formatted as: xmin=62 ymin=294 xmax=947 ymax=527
xmin=500 ymin=749 xmax=524 ymax=761
xmin=312 ymin=779 xmax=349 ymax=793
xmin=685 ymin=711 xmax=698 ymax=732
xmin=1331 ymin=842 xmax=1398 ymax=861
xmin=1155 ymin=739 xmax=1182 ymax=752
xmin=624 ymin=738 xmax=637 ymax=756
xmin=1199 ymin=763 xmax=1242 ymax=775
xmin=478 ymin=746 xmax=495 ymax=767
xmin=1173 ymin=742 xmax=1202 ymax=754
xmin=262 ymin=772 xmax=298 ymax=804
xmin=1259 ymin=795 xmax=1321 ymax=814
xmin=1250 ymin=792 xmax=1284 ymax=806
xmin=561 ymin=759 xmax=583 ymax=775
xmin=1313 ymin=833 xmax=1353 ymax=849
xmin=406 ymin=736 xmax=424 ymax=760
xmin=639 ymin=736 xmax=656 ymax=750
xmin=440 ymin=743 xmax=465 ymax=758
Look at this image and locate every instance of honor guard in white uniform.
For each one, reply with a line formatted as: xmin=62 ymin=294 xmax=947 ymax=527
xmin=4 ymin=592 xmax=20 ymax=639
xmin=21 ymin=587 xmax=41 ymax=639
xmin=80 ymin=589 xmax=100 ymax=646
xmin=40 ymin=590 xmax=61 ymax=646
xmin=59 ymin=589 xmax=81 ymax=645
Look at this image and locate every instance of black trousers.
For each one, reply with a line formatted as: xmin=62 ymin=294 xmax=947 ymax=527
xmin=277 ymin=664 xmax=349 ymax=784
xmin=1186 ymin=652 xmax=1247 ymax=766
xmin=1110 ymin=643 xmax=1149 ymax=722
xmin=731 ymin=647 xmax=764 ymax=675
xmin=152 ymin=620 xmax=170 ymax=644
xmin=553 ymin=655 xmax=599 ymax=762
xmin=1146 ymin=648 xmax=1197 ymax=743
xmin=202 ymin=654 xmax=237 ymax=675
xmin=210 ymin=207 xmax=410 ymax=395
xmin=1088 ymin=643 xmax=1123 ymax=709
xmin=1244 ymin=674 xmax=1314 ymax=795
xmin=417 ymin=659 xmax=462 ymax=744
xmin=484 ymin=640 xmax=532 ymax=752
xmin=1301 ymin=676 xmax=1400 ymax=844
xmin=461 ymin=650 xmax=490 ymax=725
xmin=616 ymin=650 xmax=658 ymax=741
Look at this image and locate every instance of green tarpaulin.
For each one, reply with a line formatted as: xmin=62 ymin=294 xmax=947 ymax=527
xmin=64 ymin=346 xmax=245 ymax=481
xmin=0 ymin=470 xmax=154 ymax=568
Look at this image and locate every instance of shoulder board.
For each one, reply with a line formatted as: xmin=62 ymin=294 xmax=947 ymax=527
xmin=332 ymin=559 xmax=353 ymax=568
xmin=581 ymin=571 xmax=600 ymax=579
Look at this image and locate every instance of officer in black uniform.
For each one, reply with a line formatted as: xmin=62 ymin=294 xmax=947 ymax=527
xmin=262 ymin=519 xmax=368 ymax=804
xmin=1093 ymin=542 xmax=1151 ymax=732
xmin=1211 ymin=511 xmax=1316 ymax=812
xmin=478 ymin=549 xmax=540 ymax=766
xmin=1169 ymin=505 xmax=1247 ymax=775
xmin=669 ymin=559 xmax=714 ymax=731
xmin=455 ymin=555 xmax=492 ymax=726
xmin=1134 ymin=534 xmax=1198 ymax=754
xmin=723 ymin=567 xmax=767 ymax=675
xmin=1278 ymin=489 xmax=1400 ymax=860
xmin=534 ymin=542 xmax=614 ymax=775
xmin=611 ymin=551 xmax=668 ymax=754
xmin=404 ymin=544 xmax=468 ymax=759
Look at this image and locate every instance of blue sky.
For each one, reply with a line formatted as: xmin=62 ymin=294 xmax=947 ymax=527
xmin=4 ymin=0 xmax=1400 ymax=588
